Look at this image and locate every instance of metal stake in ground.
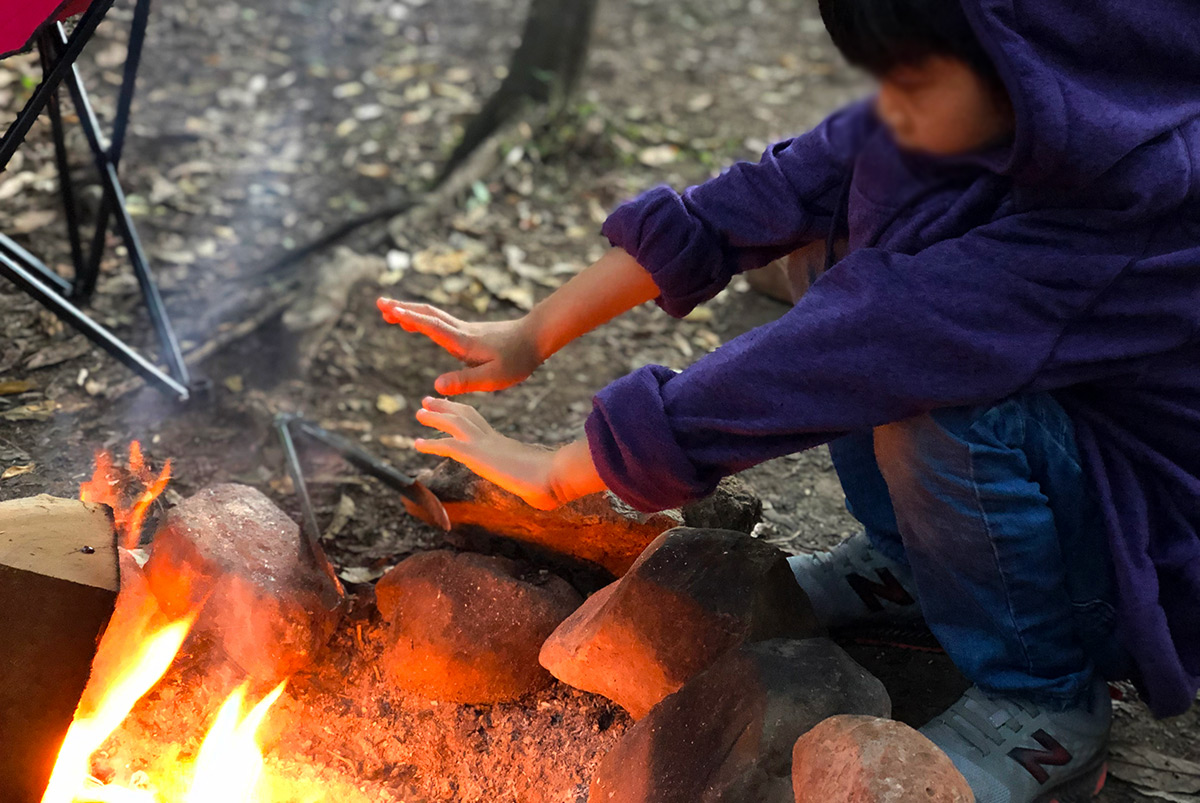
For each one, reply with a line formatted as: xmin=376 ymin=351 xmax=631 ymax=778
xmin=274 ymin=413 xmax=451 ymax=562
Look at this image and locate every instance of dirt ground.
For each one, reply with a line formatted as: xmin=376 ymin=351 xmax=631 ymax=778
xmin=1 ymin=0 xmax=1196 ymax=801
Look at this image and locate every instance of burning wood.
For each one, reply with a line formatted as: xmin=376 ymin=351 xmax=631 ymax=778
xmin=0 ymin=495 xmax=120 ymax=803
xmin=33 ymin=447 xmax=296 ymax=803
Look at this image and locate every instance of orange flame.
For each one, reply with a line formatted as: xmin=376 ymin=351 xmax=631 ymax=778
xmin=79 ymin=441 xmax=171 ymax=550
xmin=41 ymin=619 xmax=193 ymax=803
xmin=41 ymin=615 xmax=286 ymax=803
xmin=185 ymin=683 xmax=287 ymax=803
xmin=47 ymin=446 xmax=287 ymax=802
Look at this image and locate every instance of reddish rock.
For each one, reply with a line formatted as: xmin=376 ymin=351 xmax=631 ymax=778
xmin=376 ymin=550 xmax=583 ymax=703
xmin=410 ymin=459 xmax=761 ymax=576
xmin=590 ymin=639 xmax=891 ymax=803
xmin=540 ymin=527 xmax=819 ymax=719
xmin=792 ymin=716 xmax=972 ymax=803
xmin=144 ymin=484 xmax=344 ymax=682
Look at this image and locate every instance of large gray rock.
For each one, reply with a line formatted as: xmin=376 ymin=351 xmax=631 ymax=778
xmin=541 ymin=528 xmax=819 ymax=719
xmin=590 ymin=639 xmax=892 ymax=803
xmin=792 ymin=716 xmax=972 ymax=803
xmin=409 ymin=459 xmax=761 ymax=576
xmin=375 ymin=550 xmax=583 ymax=703
xmin=144 ymin=484 xmax=344 ymax=683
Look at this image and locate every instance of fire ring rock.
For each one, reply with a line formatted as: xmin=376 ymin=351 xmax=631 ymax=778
xmin=144 ymin=484 xmax=345 ymax=683
xmin=540 ymin=527 xmax=820 ymax=718
xmin=791 ymin=716 xmax=973 ymax=803
xmin=375 ymin=550 xmax=583 ymax=704
xmin=590 ymin=638 xmax=892 ymax=803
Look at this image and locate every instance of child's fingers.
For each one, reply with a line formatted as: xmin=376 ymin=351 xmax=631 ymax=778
xmin=415 ymin=407 xmax=472 ymax=440
xmin=422 ymin=397 xmax=490 ymax=427
xmin=384 ymin=310 xmax=468 ymax=357
xmin=414 ymin=438 xmax=490 ymax=480
xmin=378 ymin=298 xmax=418 ymax=326
xmin=435 ymin=365 xmax=513 ymax=395
xmin=422 ymin=396 xmax=472 ymax=413
xmin=395 ymin=301 xmax=460 ymax=326
xmin=378 ymin=298 xmax=461 ymax=329
xmin=413 ymin=437 xmax=466 ymax=461
xmin=377 ymin=297 xmax=409 ymax=323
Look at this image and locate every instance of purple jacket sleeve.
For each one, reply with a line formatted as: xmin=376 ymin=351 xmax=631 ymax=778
xmin=586 ymin=211 xmax=1140 ymax=512
xmin=600 ymin=101 xmax=875 ymax=318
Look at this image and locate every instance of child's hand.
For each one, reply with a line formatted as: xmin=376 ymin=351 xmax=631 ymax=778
xmin=378 ymin=298 xmax=544 ymax=395
xmin=414 ymin=397 xmax=561 ymax=510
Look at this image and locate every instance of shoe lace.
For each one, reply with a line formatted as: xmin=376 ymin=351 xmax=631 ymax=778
xmin=809 ymin=533 xmax=877 ymax=576
xmin=938 ymin=687 xmax=1040 ymax=758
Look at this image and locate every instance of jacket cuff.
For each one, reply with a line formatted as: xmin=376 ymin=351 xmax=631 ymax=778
xmin=584 ymin=364 xmax=718 ymax=512
xmin=601 ymin=186 xmax=726 ymax=318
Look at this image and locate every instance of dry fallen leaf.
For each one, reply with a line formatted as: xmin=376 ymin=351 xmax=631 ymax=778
xmin=357 ymin=163 xmax=390 ymax=178
xmin=25 ymin=338 xmax=91 ymax=369
xmin=638 ymin=144 xmax=680 ymax=167
xmin=0 ymin=379 xmax=35 ymax=395
xmin=376 ymin=394 xmax=407 ymax=415
xmin=333 ymin=81 xmax=364 ymax=99
xmin=12 ymin=209 xmax=58 ymax=234
xmin=379 ymin=434 xmax=417 ymax=449
xmin=0 ymin=171 xmax=42 ymax=202
xmin=337 ymin=565 xmax=390 ymax=584
xmin=323 ymin=494 xmax=357 ymax=541
xmin=0 ymin=399 xmax=57 ymax=421
xmin=1109 ymin=743 xmax=1200 ymax=796
xmin=1 ymin=463 xmax=35 ymax=480
xmin=412 ymin=246 xmax=469 ymax=276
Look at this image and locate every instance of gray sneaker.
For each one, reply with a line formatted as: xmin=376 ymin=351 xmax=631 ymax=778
xmin=787 ymin=531 xmax=922 ymax=629
xmin=921 ymin=679 xmax=1112 ymax=803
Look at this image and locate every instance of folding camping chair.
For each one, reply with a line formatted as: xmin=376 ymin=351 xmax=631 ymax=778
xmin=0 ymin=0 xmax=192 ymax=399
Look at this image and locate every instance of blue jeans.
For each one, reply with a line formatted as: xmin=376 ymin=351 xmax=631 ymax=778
xmin=830 ymin=394 xmax=1126 ymax=708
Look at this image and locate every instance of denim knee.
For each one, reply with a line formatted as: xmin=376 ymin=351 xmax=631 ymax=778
xmin=871 ymin=394 xmax=1126 ymax=689
xmin=872 ymin=396 xmax=1074 ymax=503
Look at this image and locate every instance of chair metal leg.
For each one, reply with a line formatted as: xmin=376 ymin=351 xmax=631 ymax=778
xmin=39 ymin=34 xmax=85 ymax=278
xmin=0 ymin=235 xmax=72 ymax=296
xmin=81 ymin=0 xmax=152 ymax=291
xmin=0 ymin=246 xmax=189 ymax=399
xmin=49 ymin=18 xmax=190 ymax=387
xmin=0 ymin=0 xmax=194 ymax=399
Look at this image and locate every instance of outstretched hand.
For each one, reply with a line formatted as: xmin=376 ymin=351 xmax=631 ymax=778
xmin=414 ymin=397 xmax=563 ymax=510
xmin=378 ymin=298 xmax=544 ymax=395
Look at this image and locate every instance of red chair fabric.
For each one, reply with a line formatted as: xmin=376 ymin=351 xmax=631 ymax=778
xmin=1 ymin=0 xmax=93 ymax=59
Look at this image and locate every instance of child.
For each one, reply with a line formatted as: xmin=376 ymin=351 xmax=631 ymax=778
xmin=379 ymin=0 xmax=1200 ymax=799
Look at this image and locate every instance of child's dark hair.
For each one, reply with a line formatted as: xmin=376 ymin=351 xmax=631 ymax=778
xmin=818 ymin=0 xmax=1001 ymax=88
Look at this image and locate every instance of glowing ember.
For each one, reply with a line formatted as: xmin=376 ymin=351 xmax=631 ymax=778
xmin=80 ymin=441 xmax=172 ymax=550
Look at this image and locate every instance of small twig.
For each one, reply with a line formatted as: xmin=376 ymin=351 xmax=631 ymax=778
xmin=252 ymin=195 xmax=417 ymax=280
xmin=104 ymin=285 xmax=299 ymax=401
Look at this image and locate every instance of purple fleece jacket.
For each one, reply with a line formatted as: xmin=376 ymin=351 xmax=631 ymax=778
xmin=586 ymin=0 xmax=1200 ymax=717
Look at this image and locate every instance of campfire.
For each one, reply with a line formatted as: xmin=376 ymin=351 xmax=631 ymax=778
xmin=2 ymin=439 xmax=974 ymax=803
xmin=12 ymin=442 xmax=622 ymax=803
xmin=42 ymin=445 xmax=291 ymax=803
